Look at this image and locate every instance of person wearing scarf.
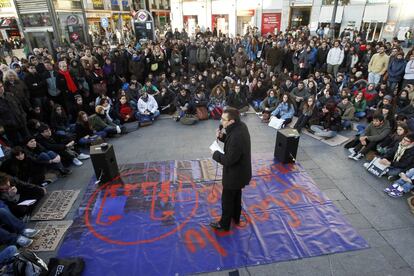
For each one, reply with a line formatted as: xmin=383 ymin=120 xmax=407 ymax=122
xmin=379 ymin=133 xmax=414 ymax=180
xmin=58 ymin=61 xmax=77 ymax=94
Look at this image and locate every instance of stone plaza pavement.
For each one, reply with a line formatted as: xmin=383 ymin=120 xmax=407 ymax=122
xmin=40 ymin=114 xmax=414 ymax=276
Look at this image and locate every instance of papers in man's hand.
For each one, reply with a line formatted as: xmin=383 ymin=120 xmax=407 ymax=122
xmin=210 ymin=140 xmax=224 ymax=154
xmin=18 ymin=199 xmax=37 ymax=206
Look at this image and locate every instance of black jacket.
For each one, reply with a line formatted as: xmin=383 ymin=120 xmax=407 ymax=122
xmin=385 ymin=144 xmax=414 ymax=170
xmin=213 ymin=121 xmax=252 ymax=190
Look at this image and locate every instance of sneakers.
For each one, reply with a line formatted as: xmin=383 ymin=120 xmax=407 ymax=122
xmin=388 ymin=190 xmax=404 ymax=198
xmin=77 ymin=153 xmax=90 ymax=160
xmin=384 ymin=183 xmax=399 ymax=193
xmin=22 ymin=228 xmax=40 ymax=238
xmin=59 ymin=168 xmax=72 ymax=177
xmin=16 ymin=235 xmax=33 ymax=247
xmin=348 ymin=148 xmax=356 ymax=155
xmin=363 ymin=162 xmax=370 ymax=169
xmin=350 ymin=153 xmax=363 ymax=161
xmin=72 ymin=158 xmax=83 ymax=166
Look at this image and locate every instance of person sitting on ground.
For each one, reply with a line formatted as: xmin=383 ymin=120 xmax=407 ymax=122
xmin=384 ymin=167 xmax=414 ymax=198
xmin=290 ymin=81 xmax=310 ymax=115
xmin=175 ymin=89 xmax=194 ymax=121
xmin=0 ymin=172 xmax=46 ymax=218
xmin=23 ymin=136 xmax=71 ymax=177
xmin=250 ymin=79 xmax=268 ymax=111
xmin=36 ymin=124 xmax=88 ymax=167
xmin=208 ymin=85 xmax=226 ymax=117
xmin=373 ymin=133 xmax=414 ymax=180
xmin=136 ymin=91 xmax=160 ymax=125
xmin=89 ymin=105 xmax=122 ymax=137
xmin=294 ymin=96 xmax=318 ymax=132
xmin=1 ymin=146 xmax=47 ymax=186
xmin=260 ymin=88 xmax=280 ymax=114
xmin=352 ymin=91 xmax=367 ymax=120
xmin=192 ymin=88 xmax=209 ymax=116
xmin=0 ymin=200 xmax=40 ymax=248
xmin=310 ymin=101 xmax=342 ymax=138
xmin=271 ymin=93 xmax=295 ymax=128
xmin=114 ymin=95 xmax=135 ymax=124
xmin=347 ymin=114 xmax=391 ymax=160
xmin=337 ymin=96 xmax=355 ymax=130
xmin=75 ymin=111 xmax=106 ymax=147
xmin=377 ymin=122 xmax=410 ymax=156
xmin=316 ymin=86 xmax=335 ymax=109
xmin=49 ymin=104 xmax=74 ymax=139
xmin=226 ymin=84 xmax=249 ymax=114
xmin=158 ymin=86 xmax=176 ymax=115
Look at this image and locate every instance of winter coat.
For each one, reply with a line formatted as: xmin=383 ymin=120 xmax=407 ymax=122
xmin=271 ymin=102 xmax=295 ymax=120
xmin=337 ymin=101 xmax=355 ymax=121
xmin=4 ymin=80 xmax=31 ymax=112
xmin=212 ymin=121 xmax=252 ymax=190
xmin=266 ymin=47 xmax=284 ymax=66
xmin=226 ymin=91 xmax=249 ymax=109
xmin=387 ymin=58 xmax=406 ymax=82
xmin=137 ymin=95 xmax=158 ymax=114
xmin=384 ymin=143 xmax=414 ymax=170
xmin=0 ymin=92 xmax=27 ymax=128
xmin=404 ymin=60 xmax=414 ymax=80
xmin=327 ymin=47 xmax=344 ymax=65
xmin=364 ymin=120 xmax=391 ymax=142
xmin=25 ymin=72 xmax=47 ymax=98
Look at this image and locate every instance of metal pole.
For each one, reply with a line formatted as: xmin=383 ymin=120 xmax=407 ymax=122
xmin=330 ymin=0 xmax=339 ymax=39
xmin=46 ymin=0 xmax=61 ymax=46
xmin=80 ymin=0 xmax=91 ymax=46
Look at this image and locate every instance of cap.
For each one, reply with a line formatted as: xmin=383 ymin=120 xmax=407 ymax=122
xmin=384 ymin=95 xmax=393 ymax=101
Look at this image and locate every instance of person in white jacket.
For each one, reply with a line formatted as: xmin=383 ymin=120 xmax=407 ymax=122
xmin=403 ymin=53 xmax=414 ymax=88
xmin=136 ymin=91 xmax=160 ymax=124
xmin=326 ymin=40 xmax=344 ymax=77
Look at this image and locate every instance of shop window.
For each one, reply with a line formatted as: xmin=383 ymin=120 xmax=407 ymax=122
xmin=21 ymin=13 xmax=52 ymax=27
xmin=322 ymin=0 xmax=350 ymax=5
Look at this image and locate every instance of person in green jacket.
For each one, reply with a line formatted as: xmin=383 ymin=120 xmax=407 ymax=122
xmin=352 ymin=91 xmax=367 ymax=119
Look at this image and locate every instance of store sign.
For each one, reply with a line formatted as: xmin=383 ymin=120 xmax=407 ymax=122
xmin=66 ymin=15 xmax=79 ymax=25
xmin=93 ymin=0 xmax=104 ymax=10
xmin=136 ymin=10 xmax=148 ymax=22
xmin=261 ymin=13 xmax=281 ymax=35
xmin=100 ymin=17 xmax=109 ymax=28
xmin=237 ymin=9 xmax=255 ymax=17
xmin=0 ymin=0 xmax=11 ymax=8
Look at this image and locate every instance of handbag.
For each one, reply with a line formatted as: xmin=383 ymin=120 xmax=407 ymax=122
xmin=268 ymin=116 xmax=285 ymax=130
xmin=196 ymin=106 xmax=208 ymax=120
xmin=92 ymin=82 xmax=107 ymax=95
xmin=150 ymin=63 xmax=158 ymax=71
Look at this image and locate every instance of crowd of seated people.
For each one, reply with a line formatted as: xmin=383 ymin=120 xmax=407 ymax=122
xmin=1 ymin=26 xmax=414 ymax=262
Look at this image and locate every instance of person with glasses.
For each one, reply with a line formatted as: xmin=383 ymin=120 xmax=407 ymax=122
xmin=376 ymin=133 xmax=414 ymax=181
xmin=210 ymin=108 xmax=251 ymax=232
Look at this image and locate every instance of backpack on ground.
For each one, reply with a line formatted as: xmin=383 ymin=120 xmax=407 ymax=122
xmin=46 ymin=257 xmax=85 ymax=276
xmin=12 ymin=250 xmax=48 ymax=276
xmin=210 ymin=107 xmax=223 ymax=120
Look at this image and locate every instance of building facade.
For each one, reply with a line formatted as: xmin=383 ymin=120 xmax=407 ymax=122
xmin=170 ymin=0 xmax=414 ymax=41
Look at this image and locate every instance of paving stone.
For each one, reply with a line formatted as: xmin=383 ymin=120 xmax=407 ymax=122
xmin=323 ymin=188 xmax=347 ymax=201
xmin=336 ymin=199 xmax=359 ymax=215
xmin=344 ymin=213 xmax=373 ymax=230
xmin=380 ymin=228 xmax=414 ymax=268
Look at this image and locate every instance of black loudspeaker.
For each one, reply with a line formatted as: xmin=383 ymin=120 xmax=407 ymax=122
xmin=90 ymin=143 xmax=120 ymax=184
xmin=274 ymin=128 xmax=300 ymax=163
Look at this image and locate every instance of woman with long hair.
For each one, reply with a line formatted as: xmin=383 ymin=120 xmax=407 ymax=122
xmin=75 ymin=111 xmax=106 ymax=146
xmin=271 ymin=93 xmax=295 ymax=128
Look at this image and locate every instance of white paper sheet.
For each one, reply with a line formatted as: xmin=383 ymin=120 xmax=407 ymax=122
xmin=209 ymin=140 xmax=224 ymax=154
xmin=17 ymin=199 xmax=37 ymax=206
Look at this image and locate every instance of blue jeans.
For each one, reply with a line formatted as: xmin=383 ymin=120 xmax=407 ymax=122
xmin=0 ymin=245 xmax=17 ymax=265
xmin=135 ymin=110 xmax=160 ymax=122
xmin=310 ymin=125 xmax=337 ymax=138
xmin=368 ymin=72 xmax=381 ymax=85
xmin=0 ymin=207 xmax=25 ymax=245
xmin=78 ymin=131 xmax=106 ymax=146
xmin=251 ymin=99 xmax=261 ymax=111
xmin=38 ymin=151 xmax=57 ymax=161
xmin=387 ymin=167 xmax=403 ymax=177
xmin=355 ymin=111 xmax=366 ymax=119
xmin=342 ymin=119 xmax=352 ymax=129
xmin=393 ymin=168 xmax=414 ymax=193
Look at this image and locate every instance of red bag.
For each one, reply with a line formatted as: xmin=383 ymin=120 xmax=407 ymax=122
xmin=210 ymin=107 xmax=223 ymax=120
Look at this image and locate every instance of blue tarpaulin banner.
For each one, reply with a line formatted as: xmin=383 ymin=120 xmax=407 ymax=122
xmin=58 ymin=157 xmax=368 ymax=275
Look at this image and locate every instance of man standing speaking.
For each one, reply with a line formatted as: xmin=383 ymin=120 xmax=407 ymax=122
xmin=210 ymin=108 xmax=252 ymax=231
